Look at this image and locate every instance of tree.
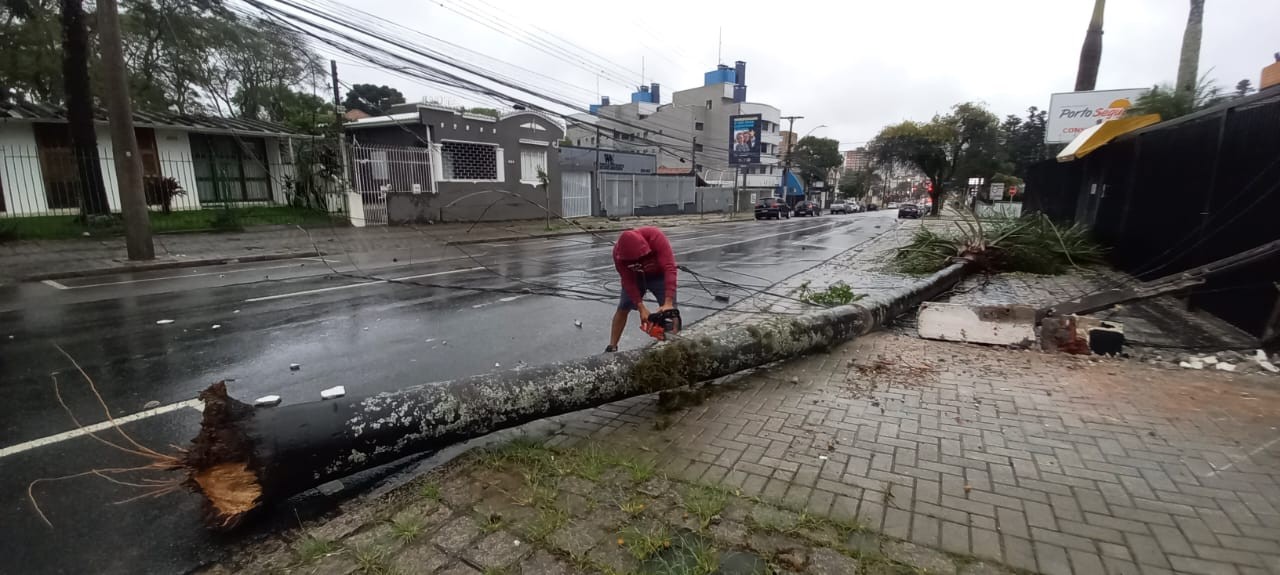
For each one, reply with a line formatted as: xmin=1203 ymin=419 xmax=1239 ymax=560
xmin=999 ymin=107 xmax=1050 ymax=180
xmin=1129 ymin=77 xmax=1225 ymax=120
xmin=838 ymin=169 xmax=879 ymax=201
xmin=60 ymin=0 xmax=111 ymax=215
xmin=259 ymin=86 xmax=333 ymax=134
xmin=1175 ymin=0 xmax=1205 ymax=103
xmin=1 ymin=0 xmax=64 ymax=104
xmin=1075 ymin=0 xmax=1106 ymax=91
xmin=790 ymin=136 xmax=842 ymax=192
xmin=465 ymin=107 xmax=501 ymax=119
xmin=342 ymin=84 xmax=404 ymax=116
xmin=1235 ymin=78 xmax=1255 ymax=98
xmin=870 ymin=102 xmax=1002 ymax=216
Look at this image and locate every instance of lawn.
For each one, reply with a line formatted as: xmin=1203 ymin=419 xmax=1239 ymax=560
xmin=0 ymin=206 xmax=342 ymax=241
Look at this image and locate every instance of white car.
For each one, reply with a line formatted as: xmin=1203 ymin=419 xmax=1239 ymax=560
xmin=829 ymin=202 xmax=852 ymax=214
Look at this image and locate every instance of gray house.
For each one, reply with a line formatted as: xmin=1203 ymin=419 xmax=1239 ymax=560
xmin=344 ymin=103 xmax=563 ymax=223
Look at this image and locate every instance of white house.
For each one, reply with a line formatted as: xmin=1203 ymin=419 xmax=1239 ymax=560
xmin=0 ymin=102 xmax=302 ymax=217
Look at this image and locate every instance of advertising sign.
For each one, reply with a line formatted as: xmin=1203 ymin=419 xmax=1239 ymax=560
xmin=729 ymin=114 xmax=762 ymax=165
xmin=1046 ymin=88 xmax=1146 ymax=144
xmin=988 ymin=182 xmax=1006 ymax=201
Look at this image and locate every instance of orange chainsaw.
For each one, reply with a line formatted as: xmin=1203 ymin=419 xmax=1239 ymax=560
xmin=640 ymin=309 xmax=682 ymax=341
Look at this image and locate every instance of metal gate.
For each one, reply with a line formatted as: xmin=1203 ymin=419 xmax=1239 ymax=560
xmin=561 ymin=171 xmax=592 ymax=218
xmin=350 ymin=144 xmax=433 ymax=225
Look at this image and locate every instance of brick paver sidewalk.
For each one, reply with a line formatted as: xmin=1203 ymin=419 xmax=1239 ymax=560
xmin=212 ymin=333 xmax=1280 ymax=575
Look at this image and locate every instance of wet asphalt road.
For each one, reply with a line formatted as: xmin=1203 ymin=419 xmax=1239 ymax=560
xmin=0 ymin=211 xmax=898 ymax=574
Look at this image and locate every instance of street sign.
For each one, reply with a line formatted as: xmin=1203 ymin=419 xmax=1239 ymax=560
xmin=989 ymin=182 xmax=1006 ymax=201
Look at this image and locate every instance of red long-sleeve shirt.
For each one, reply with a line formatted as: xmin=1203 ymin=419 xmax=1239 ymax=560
xmin=613 ymin=226 xmax=677 ymax=307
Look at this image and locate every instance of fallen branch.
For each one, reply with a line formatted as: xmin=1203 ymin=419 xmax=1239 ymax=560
xmin=182 ymin=262 xmax=972 ymax=528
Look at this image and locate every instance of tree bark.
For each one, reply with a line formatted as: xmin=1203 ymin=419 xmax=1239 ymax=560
xmin=59 ymin=0 xmax=111 ymax=216
xmin=1175 ymin=0 xmax=1205 ymax=102
xmin=1074 ymin=0 xmax=1106 ymax=92
xmin=182 ymin=263 xmax=972 ymax=529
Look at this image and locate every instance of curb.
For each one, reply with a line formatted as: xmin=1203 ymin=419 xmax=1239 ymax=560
xmin=21 ymin=250 xmax=322 ymax=282
xmin=442 ymin=216 xmax=753 ymax=246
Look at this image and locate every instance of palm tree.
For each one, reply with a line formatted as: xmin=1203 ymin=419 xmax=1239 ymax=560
xmin=1074 ymin=0 xmax=1106 ymax=91
xmin=1175 ymin=0 xmax=1205 ymax=102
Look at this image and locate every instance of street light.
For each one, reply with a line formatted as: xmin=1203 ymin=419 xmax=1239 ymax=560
xmin=802 ymin=124 xmax=827 ymax=139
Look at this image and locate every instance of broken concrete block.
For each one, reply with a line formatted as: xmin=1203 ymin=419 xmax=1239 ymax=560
xmin=254 ymin=395 xmax=282 ymax=407
xmin=918 ymin=302 xmax=1036 ymax=347
xmin=320 ymin=386 xmax=346 ymax=400
xmin=1041 ymin=315 xmax=1125 ymax=355
xmin=1215 ymin=362 xmax=1237 ymax=372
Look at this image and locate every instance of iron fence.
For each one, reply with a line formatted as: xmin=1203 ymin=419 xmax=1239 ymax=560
xmin=599 ymin=173 xmax=733 ymax=217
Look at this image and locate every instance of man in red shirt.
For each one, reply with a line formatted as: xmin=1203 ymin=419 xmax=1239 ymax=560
xmin=606 ymin=226 xmax=678 ymax=352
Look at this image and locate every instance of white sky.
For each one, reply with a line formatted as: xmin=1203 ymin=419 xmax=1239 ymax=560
xmin=320 ymin=0 xmax=1280 ymax=149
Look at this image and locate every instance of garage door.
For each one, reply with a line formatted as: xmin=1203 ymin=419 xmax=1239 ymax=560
xmin=561 ymin=171 xmax=592 ymax=218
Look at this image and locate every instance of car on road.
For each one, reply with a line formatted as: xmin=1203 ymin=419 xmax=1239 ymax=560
xmin=897 ymin=203 xmax=922 ymax=219
xmin=829 ymin=202 xmax=852 ymax=214
xmin=754 ymin=197 xmax=791 ymax=220
xmin=792 ymin=201 xmax=821 ymax=217
xmin=864 ymin=204 xmax=878 ymax=211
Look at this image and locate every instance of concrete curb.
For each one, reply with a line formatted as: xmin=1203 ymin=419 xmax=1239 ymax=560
xmin=442 ymin=216 xmax=754 ymax=246
xmin=21 ymin=250 xmax=322 ymax=282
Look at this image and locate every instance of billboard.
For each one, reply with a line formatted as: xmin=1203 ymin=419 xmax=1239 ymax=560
xmin=729 ymin=114 xmax=762 ymax=165
xmin=1045 ymin=88 xmax=1146 ymax=144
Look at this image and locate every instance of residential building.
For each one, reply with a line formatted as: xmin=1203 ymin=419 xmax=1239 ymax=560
xmin=344 ymin=103 xmax=563 ymax=224
xmin=566 ymin=60 xmax=785 ymax=204
xmin=843 ymin=147 xmax=871 ymax=172
xmin=778 ymin=130 xmax=797 ymax=160
xmin=0 ymin=102 xmax=299 ymax=217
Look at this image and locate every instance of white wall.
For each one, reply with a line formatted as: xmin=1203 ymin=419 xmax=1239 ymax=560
xmin=95 ymin=131 xmax=123 ymax=212
xmin=154 ymin=128 xmax=202 ymax=210
xmin=264 ymin=137 xmax=291 ymax=205
xmin=0 ymin=123 xmax=48 ymax=215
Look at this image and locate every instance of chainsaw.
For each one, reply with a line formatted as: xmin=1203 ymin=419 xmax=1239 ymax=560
xmin=640 ymin=308 xmax=682 ymax=341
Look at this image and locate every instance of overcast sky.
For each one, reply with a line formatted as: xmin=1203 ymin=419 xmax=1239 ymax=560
xmin=318 ymin=0 xmax=1280 ymax=149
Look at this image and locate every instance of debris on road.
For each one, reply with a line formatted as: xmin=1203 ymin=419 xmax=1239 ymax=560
xmin=1216 ymin=362 xmax=1237 ymax=372
xmin=143 ymin=400 xmax=161 ymax=409
xmin=1040 ymin=315 xmax=1124 ymax=355
xmin=1256 ymin=350 xmax=1280 ymax=373
xmin=320 ymin=386 xmax=345 ymax=400
xmin=155 ymin=319 xmax=174 ymax=325
xmin=574 ymin=319 xmax=582 ymax=328
xmin=917 ymin=302 xmax=1036 ymax=346
xmin=254 ymin=395 xmax=281 ymax=407
xmin=1179 ymin=359 xmax=1205 ymax=370
xmin=714 ymin=294 xmax=731 ymax=303
xmin=289 ymin=363 xmax=300 ymax=371
xmin=211 ymin=324 xmax=221 ymax=330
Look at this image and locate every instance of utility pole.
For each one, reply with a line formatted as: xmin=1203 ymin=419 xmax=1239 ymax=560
xmin=98 ymin=0 xmax=153 ymax=260
xmin=692 ymin=136 xmax=702 ymax=217
xmin=780 ymin=115 xmax=803 ymax=201
xmin=594 ymin=122 xmax=601 ymax=216
xmin=331 ymin=60 xmax=351 ymax=192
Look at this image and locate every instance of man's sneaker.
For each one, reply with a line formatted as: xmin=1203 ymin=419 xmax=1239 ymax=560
xmin=604 ymin=345 xmax=618 ymax=353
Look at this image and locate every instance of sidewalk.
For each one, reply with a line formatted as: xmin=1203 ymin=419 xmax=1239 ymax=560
xmin=204 ymin=226 xmax=1280 ymax=575
xmin=0 ymin=213 xmax=749 ymax=284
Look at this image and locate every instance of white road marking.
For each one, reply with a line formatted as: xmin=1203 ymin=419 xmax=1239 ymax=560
xmin=41 ymin=280 xmax=70 ymax=290
xmin=0 ymin=398 xmax=204 ymax=459
xmin=57 ymin=262 xmax=307 ymax=289
xmin=244 ymin=266 xmax=485 ymax=302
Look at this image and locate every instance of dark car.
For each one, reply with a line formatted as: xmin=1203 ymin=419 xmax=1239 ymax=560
xmin=864 ymin=204 xmax=878 ymax=211
xmin=897 ymin=203 xmax=921 ymax=219
xmin=754 ymin=197 xmax=791 ymax=220
xmin=792 ymin=201 xmax=821 ymax=217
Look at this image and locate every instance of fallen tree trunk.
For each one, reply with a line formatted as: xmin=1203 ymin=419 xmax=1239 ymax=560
xmin=183 ymin=262 xmax=970 ymax=528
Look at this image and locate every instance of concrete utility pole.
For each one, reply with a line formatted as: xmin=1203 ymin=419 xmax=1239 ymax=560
xmin=331 ymin=61 xmax=351 ymax=191
xmin=779 ymin=115 xmax=803 ymax=201
xmin=98 ymin=0 xmax=153 ymax=260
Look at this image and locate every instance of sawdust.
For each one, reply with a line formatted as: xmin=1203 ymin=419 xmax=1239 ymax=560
xmin=192 ymin=462 xmax=262 ymax=528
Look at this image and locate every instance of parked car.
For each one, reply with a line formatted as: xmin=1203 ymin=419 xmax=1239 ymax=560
xmin=754 ymin=197 xmax=791 ymax=220
xmin=792 ymin=201 xmax=821 ymax=217
xmin=829 ymin=202 xmax=851 ymax=214
xmin=897 ymin=203 xmax=922 ymax=219
xmin=864 ymin=204 xmax=878 ymax=211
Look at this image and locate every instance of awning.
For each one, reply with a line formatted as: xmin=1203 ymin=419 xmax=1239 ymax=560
xmin=1057 ymin=114 xmax=1161 ymax=162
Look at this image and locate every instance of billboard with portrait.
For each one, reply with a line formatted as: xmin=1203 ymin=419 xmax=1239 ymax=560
xmin=729 ymin=114 xmax=762 ymax=165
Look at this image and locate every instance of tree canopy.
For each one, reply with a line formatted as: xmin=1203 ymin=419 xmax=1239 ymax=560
xmin=790 ymin=136 xmax=842 ymax=187
xmin=342 ymin=84 xmax=405 ymax=116
xmin=838 ymin=169 xmax=880 ymax=201
xmin=0 ymin=0 xmax=329 ymax=130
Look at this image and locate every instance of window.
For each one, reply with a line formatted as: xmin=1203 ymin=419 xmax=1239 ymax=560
xmin=520 ymin=148 xmax=546 ymax=184
xmin=440 ymin=141 xmax=498 ymax=181
xmin=705 ymin=100 xmax=713 ymax=110
xmin=694 ymin=122 xmax=704 ymax=131
xmin=190 ymin=134 xmax=271 ymax=203
xmin=693 ymin=143 xmax=703 ymax=152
